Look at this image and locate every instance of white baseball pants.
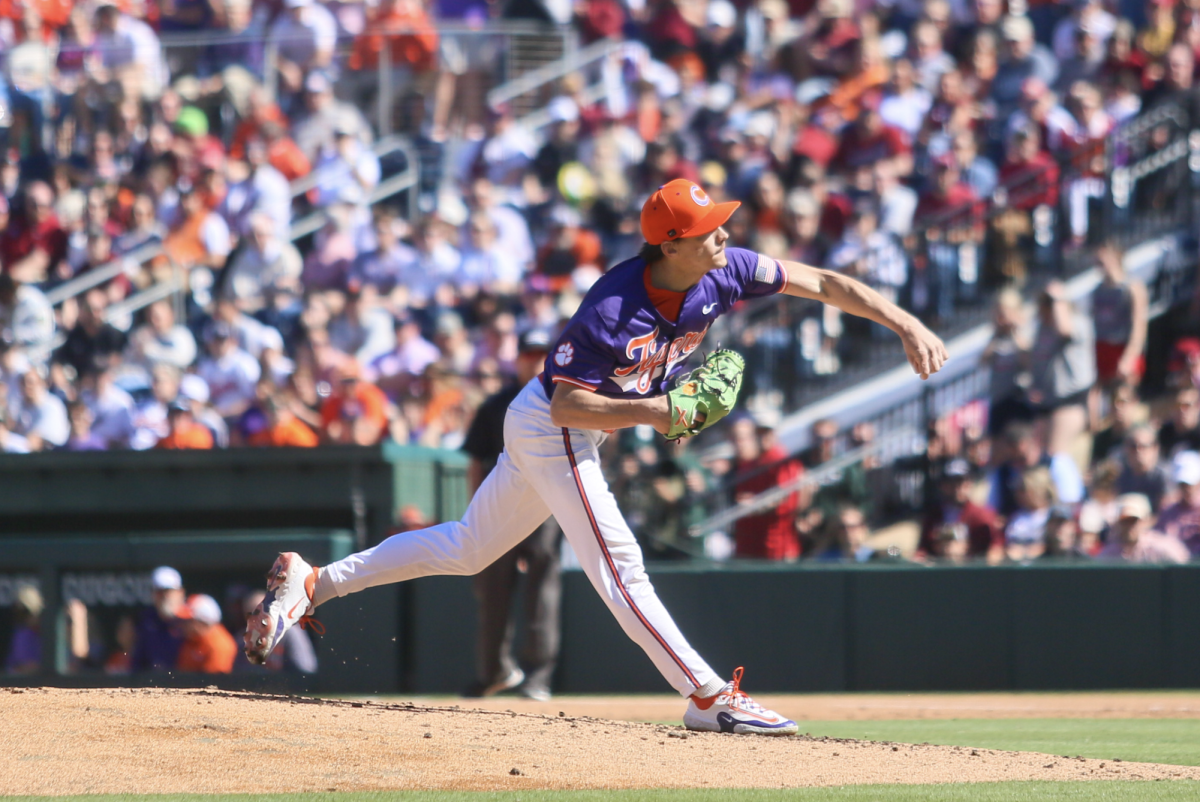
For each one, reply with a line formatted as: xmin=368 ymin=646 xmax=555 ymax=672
xmin=321 ymin=378 xmax=719 ymax=696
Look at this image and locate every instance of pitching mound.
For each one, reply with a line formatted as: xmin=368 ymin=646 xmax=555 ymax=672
xmin=2 ymin=688 xmax=1198 ymax=794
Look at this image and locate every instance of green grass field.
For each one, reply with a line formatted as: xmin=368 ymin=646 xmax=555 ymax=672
xmin=9 ymin=787 xmax=1200 ymax=802
xmin=797 ymin=718 xmax=1200 ymax=767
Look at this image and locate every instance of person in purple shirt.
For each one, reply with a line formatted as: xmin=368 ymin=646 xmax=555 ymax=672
xmin=4 ymin=585 xmax=43 ymax=675
xmin=247 ymin=179 xmax=948 ymax=736
xmin=131 ymin=566 xmax=187 ymax=672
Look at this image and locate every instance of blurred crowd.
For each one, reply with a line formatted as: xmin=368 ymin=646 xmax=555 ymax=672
xmin=0 ymin=0 xmax=1194 ymax=456
xmin=3 ymin=565 xmax=316 ymax=676
xmin=687 ymin=254 xmax=1200 ymax=566
xmin=0 ymin=1 xmax=1194 ymax=564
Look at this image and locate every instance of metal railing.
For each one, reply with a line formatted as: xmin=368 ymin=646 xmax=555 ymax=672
xmin=692 ymin=226 xmax=1200 ymax=542
xmin=689 ymin=426 xmax=921 ymax=539
xmin=43 ymin=242 xmax=165 ymax=307
xmin=720 ymin=102 xmax=1197 ymax=418
xmin=107 ymin=136 xmax=421 ymax=328
xmin=487 ymin=36 xmax=622 ymax=112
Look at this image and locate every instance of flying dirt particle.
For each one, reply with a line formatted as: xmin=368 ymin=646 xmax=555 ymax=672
xmin=424 ymin=733 xmax=432 ymax=739
xmin=510 ymin=768 xmax=522 ymax=776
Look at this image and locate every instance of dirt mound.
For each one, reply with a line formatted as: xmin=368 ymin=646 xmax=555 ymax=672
xmin=452 ymin=690 xmax=1200 ymax=723
xmin=2 ymin=688 xmax=1197 ymax=794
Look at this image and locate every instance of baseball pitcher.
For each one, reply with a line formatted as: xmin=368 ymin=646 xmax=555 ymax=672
xmin=246 ymin=179 xmax=948 ymax=735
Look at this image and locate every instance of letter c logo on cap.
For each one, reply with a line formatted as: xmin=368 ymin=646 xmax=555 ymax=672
xmin=690 ymin=185 xmax=710 ymax=207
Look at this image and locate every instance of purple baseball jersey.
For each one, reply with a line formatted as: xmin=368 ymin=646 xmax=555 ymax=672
xmin=542 ymin=247 xmax=788 ymax=399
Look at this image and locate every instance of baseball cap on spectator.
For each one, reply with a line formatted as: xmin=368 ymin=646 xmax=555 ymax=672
xmin=168 ymin=398 xmax=192 ymax=414
xmin=519 ymin=328 xmax=553 ymax=354
xmin=1002 ymin=15 xmax=1034 ymax=41
xmin=333 ymin=113 xmax=358 ymax=137
xmin=304 ymin=72 xmax=331 ymax=94
xmin=1047 ymin=505 xmax=1075 ymax=525
xmin=944 ymin=458 xmax=971 ymax=479
xmin=547 ymin=96 xmax=580 ymax=124
xmin=1175 ymin=337 xmax=1200 ymax=359
xmin=744 ymin=112 xmax=775 ymax=140
xmin=180 ymin=374 xmax=211 ymax=405
xmin=795 ymin=78 xmax=834 ymax=106
xmin=699 ymin=161 xmax=727 ymax=189
xmin=641 ymin=178 xmax=741 ymax=245
xmin=706 ymin=82 xmax=736 ymax=112
xmin=1173 ymin=451 xmax=1200 ymax=486
xmin=550 ymin=204 xmax=583 ymax=228
xmin=176 ymin=594 xmax=223 ymax=625
xmin=285 ymin=0 xmax=312 ymax=8
xmin=1116 ymin=493 xmax=1152 ymax=521
xmin=787 ymin=188 xmax=819 ymax=218
xmin=393 ymin=308 xmax=419 ymax=330
xmin=207 ymin=322 xmax=236 ymax=343
xmin=707 ymin=0 xmax=736 ymax=28
xmin=175 ymin=107 xmax=208 ymax=138
xmin=436 ymin=311 xmax=465 ymax=338
xmin=152 ymin=566 xmax=183 ymax=591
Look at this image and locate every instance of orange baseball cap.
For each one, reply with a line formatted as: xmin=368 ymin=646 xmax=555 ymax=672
xmin=640 ymin=179 xmax=740 ymax=246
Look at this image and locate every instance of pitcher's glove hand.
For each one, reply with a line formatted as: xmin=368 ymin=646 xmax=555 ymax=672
xmin=663 ymin=349 xmax=745 ymax=440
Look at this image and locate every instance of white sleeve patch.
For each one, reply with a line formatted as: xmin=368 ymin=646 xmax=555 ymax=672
xmin=754 ymin=252 xmax=777 ymax=284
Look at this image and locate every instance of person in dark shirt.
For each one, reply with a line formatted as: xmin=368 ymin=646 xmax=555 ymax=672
xmin=918 ymin=459 xmax=1003 ymax=562
xmin=54 ymin=288 xmax=127 ymax=376
xmin=1159 ymin=385 xmax=1200 ymax=459
xmin=1117 ymin=423 xmax=1174 ymax=513
xmin=460 ymin=328 xmax=558 ymax=701
xmin=1091 ymin=383 xmax=1139 ymax=466
xmin=131 ymin=566 xmax=186 ymax=672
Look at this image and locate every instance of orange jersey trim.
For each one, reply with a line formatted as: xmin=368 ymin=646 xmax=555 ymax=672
xmin=551 ymin=376 xmax=600 ymax=392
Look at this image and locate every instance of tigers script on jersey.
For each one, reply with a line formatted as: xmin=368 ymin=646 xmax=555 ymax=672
xmin=542 ymin=248 xmax=787 ymax=398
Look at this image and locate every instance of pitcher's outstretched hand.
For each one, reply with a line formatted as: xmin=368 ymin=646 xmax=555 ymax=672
xmin=900 ymin=321 xmax=949 ymax=380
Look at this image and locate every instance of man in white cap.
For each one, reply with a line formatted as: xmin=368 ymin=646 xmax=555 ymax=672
xmin=1156 ymin=452 xmax=1200 ymax=556
xmin=132 ymin=566 xmax=186 ymax=671
xmin=176 ymin=594 xmax=238 ymax=673
xmin=1096 ymin=494 xmax=1189 ymax=564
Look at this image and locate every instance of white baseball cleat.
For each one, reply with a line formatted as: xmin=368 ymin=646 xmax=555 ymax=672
xmin=244 ymin=552 xmax=321 ymax=665
xmin=682 ymin=667 xmax=798 ymax=736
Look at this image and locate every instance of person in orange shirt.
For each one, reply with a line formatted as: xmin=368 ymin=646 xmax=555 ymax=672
xmin=249 ymin=396 xmax=320 ymax=447
xmin=156 ymin=399 xmax=215 ymax=450
xmin=320 ymin=362 xmax=390 ymax=445
xmin=348 ymin=0 xmax=438 ymax=73
xmin=259 ymin=122 xmax=311 ymax=183
xmin=175 ymin=594 xmax=237 ymax=674
xmin=230 ymin=88 xmax=290 ymax=160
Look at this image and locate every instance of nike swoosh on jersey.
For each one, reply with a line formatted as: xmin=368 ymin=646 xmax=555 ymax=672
xmin=702 ymin=302 xmax=718 ymax=314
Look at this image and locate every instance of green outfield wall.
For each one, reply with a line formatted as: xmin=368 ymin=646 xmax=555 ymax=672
xmin=404 ymin=563 xmax=1200 ymax=693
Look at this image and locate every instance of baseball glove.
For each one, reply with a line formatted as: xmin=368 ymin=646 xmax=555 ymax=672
xmin=664 ymin=348 xmax=745 ymax=440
